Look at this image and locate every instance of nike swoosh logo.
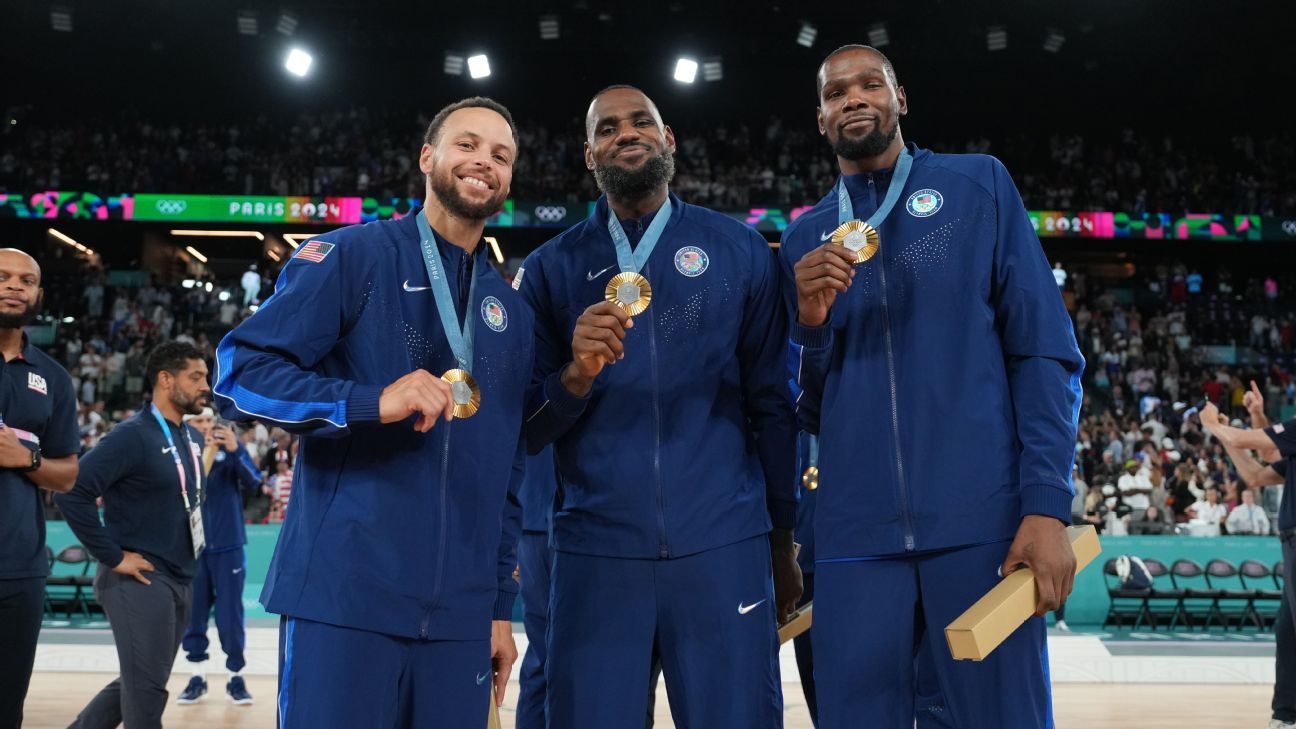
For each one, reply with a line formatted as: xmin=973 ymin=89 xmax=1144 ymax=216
xmin=161 ymin=446 xmax=175 ymax=454
xmin=232 ymin=568 xmax=243 ymax=574
xmin=403 ymin=280 xmax=432 ymax=292
xmin=476 ymin=672 xmax=490 ymax=685
xmin=737 ymin=600 xmax=766 ymax=615
xmin=819 ymin=231 xmax=832 ymax=241
xmin=586 ymin=264 xmax=616 ymax=281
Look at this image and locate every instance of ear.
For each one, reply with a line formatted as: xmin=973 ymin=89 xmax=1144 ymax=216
xmin=583 ymin=141 xmax=595 ymax=172
xmin=418 ymin=143 xmax=435 ymax=176
xmin=896 ymin=85 xmax=908 ymax=117
xmin=815 ymin=106 xmax=827 ymax=137
xmin=663 ymin=125 xmax=677 ymax=155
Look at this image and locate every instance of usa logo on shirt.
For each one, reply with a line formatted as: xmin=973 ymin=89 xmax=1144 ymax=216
xmin=481 ymin=296 xmax=508 ymax=332
xmin=906 ymin=189 xmax=943 ymax=218
xmin=674 ymin=246 xmax=709 ymax=277
xmin=28 ymin=372 xmax=47 ymax=395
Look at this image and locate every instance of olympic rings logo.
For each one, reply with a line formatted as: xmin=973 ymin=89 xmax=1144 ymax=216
xmin=1282 ymin=220 xmax=1296 ymax=236
xmin=155 ymin=199 xmax=188 ymax=215
xmin=534 ymin=205 xmax=567 ymax=222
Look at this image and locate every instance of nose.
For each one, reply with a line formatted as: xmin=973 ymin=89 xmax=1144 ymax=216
xmin=842 ymin=91 xmax=869 ymax=112
xmin=613 ymin=122 xmax=645 ymax=146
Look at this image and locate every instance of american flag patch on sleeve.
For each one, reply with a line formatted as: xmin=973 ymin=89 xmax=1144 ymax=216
xmin=296 ymin=241 xmax=335 ymax=263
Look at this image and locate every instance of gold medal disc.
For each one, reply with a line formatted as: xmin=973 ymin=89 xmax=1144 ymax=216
xmin=605 ymin=272 xmax=653 ymax=317
xmin=829 ymin=220 xmax=880 ymax=264
xmin=801 ymin=465 xmax=820 ymax=491
xmin=441 ymin=369 xmax=481 ymax=419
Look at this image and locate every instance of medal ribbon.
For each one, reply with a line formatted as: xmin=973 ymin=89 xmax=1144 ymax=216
xmin=150 ymin=405 xmax=202 ymax=512
xmin=836 ymin=147 xmax=914 ymax=228
xmin=416 ymin=210 xmax=481 ymax=373
xmin=606 ymin=198 xmax=674 ymax=275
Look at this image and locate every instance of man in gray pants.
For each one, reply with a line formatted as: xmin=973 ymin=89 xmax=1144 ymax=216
xmin=57 ymin=342 xmax=211 ymax=728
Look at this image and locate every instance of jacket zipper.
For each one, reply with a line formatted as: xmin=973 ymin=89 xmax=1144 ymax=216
xmin=870 ymin=174 xmax=916 ymax=551
xmin=638 ymin=259 xmax=669 ymax=558
xmin=423 ymin=415 xmax=453 ymax=637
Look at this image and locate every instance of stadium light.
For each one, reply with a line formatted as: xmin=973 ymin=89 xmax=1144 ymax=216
xmin=673 ymin=58 xmax=698 ymax=84
xmin=185 ymin=246 xmax=209 ymax=263
xmin=171 ymin=229 xmax=266 ymax=240
xmin=467 ymin=54 xmax=491 ymax=79
xmin=987 ymin=26 xmax=1007 ymax=52
xmin=267 ymin=249 xmax=282 ymax=262
xmin=702 ymin=57 xmax=723 ymax=82
xmin=485 ymin=236 xmax=504 ymax=264
xmin=48 ymin=227 xmax=90 ymax=254
xmin=444 ymin=52 xmax=465 ymax=76
xmin=61 ymin=316 xmax=75 ymax=324
xmin=219 ymin=291 xmax=232 ymax=302
xmin=237 ymin=10 xmax=258 ymax=36
xmin=539 ymin=15 xmax=560 ymax=40
xmin=281 ymin=233 xmax=319 ymax=249
xmin=285 ymin=48 xmax=313 ymax=77
xmin=796 ymin=22 xmax=817 ymax=48
xmin=1043 ymin=29 xmax=1065 ymax=53
xmin=276 ymin=11 xmax=298 ymax=36
xmin=867 ymin=22 xmax=890 ymax=48
xmin=50 ymin=6 xmax=73 ymax=32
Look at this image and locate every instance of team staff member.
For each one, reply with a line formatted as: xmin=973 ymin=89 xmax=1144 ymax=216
xmin=176 ymin=408 xmax=262 ymax=706
xmin=782 ymin=45 xmax=1083 ymax=727
xmin=213 ymin=97 xmax=531 ymax=728
xmin=518 ymin=85 xmax=800 ymax=728
xmin=0 ymin=248 xmax=79 ymax=729
xmin=59 ymin=341 xmax=211 ymax=729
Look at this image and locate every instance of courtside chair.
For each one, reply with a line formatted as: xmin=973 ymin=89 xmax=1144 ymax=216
xmin=1169 ymin=559 xmax=1223 ymax=631
xmin=1142 ymin=558 xmax=1184 ymax=630
xmin=1239 ymin=559 xmax=1282 ymax=630
xmin=1102 ymin=558 xmax=1152 ymax=630
xmin=1204 ymin=558 xmax=1258 ymax=630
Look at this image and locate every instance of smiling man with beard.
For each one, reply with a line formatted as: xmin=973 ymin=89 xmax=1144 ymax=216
xmin=58 ymin=341 xmax=211 ymax=729
xmin=212 ymin=97 xmax=532 ymax=728
xmin=515 ymin=85 xmax=799 ymax=728
xmin=778 ymin=45 xmax=1084 ymax=728
xmin=0 ymin=248 xmax=79 ymax=729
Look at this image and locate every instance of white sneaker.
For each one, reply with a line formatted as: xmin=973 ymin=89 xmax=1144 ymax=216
xmin=1268 ymin=719 xmax=1296 ymax=728
xmin=1055 ymin=620 xmax=1071 ymax=632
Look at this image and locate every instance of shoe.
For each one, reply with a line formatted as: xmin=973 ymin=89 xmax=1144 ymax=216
xmin=227 ymin=675 xmax=254 ymax=705
xmin=1268 ymin=720 xmax=1296 ymax=728
xmin=177 ymin=676 xmax=207 ymax=704
xmin=1055 ymin=620 xmax=1071 ymax=632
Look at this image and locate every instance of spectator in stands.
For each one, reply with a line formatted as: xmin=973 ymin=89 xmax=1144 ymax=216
xmin=1187 ymin=486 xmax=1229 ymax=532
xmin=1225 ymin=488 xmax=1270 ymax=535
xmin=1128 ymin=505 xmax=1172 ymax=535
xmin=1118 ymin=459 xmax=1152 ymax=519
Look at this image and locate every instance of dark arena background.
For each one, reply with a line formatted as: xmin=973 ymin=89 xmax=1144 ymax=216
xmin=4 ymin=1 xmax=1296 ymax=727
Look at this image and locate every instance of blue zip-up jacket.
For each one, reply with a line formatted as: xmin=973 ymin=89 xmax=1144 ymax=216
xmin=201 ymin=442 xmax=262 ymax=552
xmin=518 ymin=193 xmax=797 ymax=559
xmin=213 ymin=209 xmax=531 ymax=640
xmin=780 ymin=144 xmax=1084 ymax=560
xmin=794 ymin=432 xmax=817 ymax=575
xmin=520 ymin=445 xmax=557 ymax=534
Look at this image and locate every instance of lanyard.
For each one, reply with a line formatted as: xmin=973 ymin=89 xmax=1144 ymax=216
xmin=808 ymin=435 xmax=819 ymax=469
xmin=836 ymin=147 xmax=914 ymax=227
xmin=150 ymin=405 xmax=201 ymax=512
xmin=607 ymin=198 xmax=673 ymax=275
xmin=416 ymin=211 xmax=481 ymax=372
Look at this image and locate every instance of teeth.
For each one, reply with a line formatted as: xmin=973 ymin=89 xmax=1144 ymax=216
xmin=461 ymin=176 xmax=488 ymax=189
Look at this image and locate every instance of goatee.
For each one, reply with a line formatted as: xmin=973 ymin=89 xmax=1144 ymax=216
xmin=431 ymin=172 xmax=506 ymax=221
xmin=594 ymin=152 xmax=676 ymax=200
xmin=832 ymin=121 xmax=899 ymax=161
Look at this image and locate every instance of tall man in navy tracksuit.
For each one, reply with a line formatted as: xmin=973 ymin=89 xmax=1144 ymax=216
xmin=176 ymin=408 xmax=262 ymax=706
xmin=518 ymin=85 xmax=801 ymax=728
xmin=213 ymin=97 xmax=532 ymax=729
xmin=781 ymin=46 xmax=1084 ymax=728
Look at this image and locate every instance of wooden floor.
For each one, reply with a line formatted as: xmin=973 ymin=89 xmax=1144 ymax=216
xmin=22 ymin=673 xmax=1272 ymax=727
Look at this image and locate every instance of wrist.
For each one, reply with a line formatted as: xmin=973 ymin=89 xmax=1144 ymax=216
xmin=768 ymin=528 xmax=796 ymax=554
xmin=560 ymin=363 xmax=594 ymax=397
xmin=796 ymin=307 xmax=826 ymax=328
xmin=24 ymin=449 xmax=41 ymax=473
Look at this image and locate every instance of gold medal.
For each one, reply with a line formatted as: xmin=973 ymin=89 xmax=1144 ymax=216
xmin=801 ymin=465 xmax=819 ymax=491
xmin=440 ymin=368 xmax=481 ymax=419
xmin=829 ymin=220 xmax=880 ymax=264
xmin=605 ymin=272 xmax=653 ymax=317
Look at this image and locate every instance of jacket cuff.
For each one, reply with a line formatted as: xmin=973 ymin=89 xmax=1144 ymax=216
xmin=99 ymin=545 xmax=125 ymax=569
xmin=493 ymin=590 xmax=517 ymax=621
xmin=790 ymin=321 xmax=833 ymax=349
xmin=768 ymin=500 xmax=797 ymax=531
xmin=544 ymin=370 xmax=590 ymax=419
xmin=1019 ymin=482 xmax=1075 ymax=525
xmin=346 ymin=384 xmax=383 ymax=425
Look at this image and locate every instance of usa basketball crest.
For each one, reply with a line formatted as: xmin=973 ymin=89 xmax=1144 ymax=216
xmin=674 ymin=246 xmax=709 ymax=277
xmin=906 ymin=189 xmax=943 ymax=217
xmin=481 ymin=296 xmax=508 ymax=332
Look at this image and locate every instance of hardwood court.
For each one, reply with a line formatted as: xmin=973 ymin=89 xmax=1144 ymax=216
xmin=22 ymin=673 xmax=1272 ymax=728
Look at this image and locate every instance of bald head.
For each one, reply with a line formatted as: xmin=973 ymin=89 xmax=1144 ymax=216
xmin=0 ymin=248 xmax=40 ymax=280
xmin=816 ymin=44 xmax=898 ymax=100
xmin=585 ymin=85 xmax=665 ymax=141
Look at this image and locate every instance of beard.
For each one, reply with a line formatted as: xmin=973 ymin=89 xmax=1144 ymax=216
xmin=170 ymin=386 xmax=206 ymax=416
xmin=593 ymin=150 xmax=676 ymax=200
xmin=832 ymin=119 xmax=899 ymax=161
xmin=0 ymin=294 xmax=41 ymax=330
xmin=430 ymin=168 xmax=508 ymax=221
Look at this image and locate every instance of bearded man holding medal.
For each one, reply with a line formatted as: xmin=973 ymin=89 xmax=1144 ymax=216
xmin=213 ymin=97 xmax=532 ymax=729
xmin=515 ymin=85 xmax=800 ymax=728
xmin=778 ymin=46 xmax=1085 ymax=728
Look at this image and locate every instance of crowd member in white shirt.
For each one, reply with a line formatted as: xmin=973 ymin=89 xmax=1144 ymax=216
xmin=1187 ymin=486 xmax=1229 ymax=535
xmin=1118 ymin=458 xmax=1153 ymax=518
xmin=1225 ymin=488 xmax=1270 ymax=535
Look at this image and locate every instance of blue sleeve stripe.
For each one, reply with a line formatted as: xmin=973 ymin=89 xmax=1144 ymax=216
xmin=238 ymin=453 xmax=262 ymax=483
xmin=214 ymin=337 xmax=347 ymax=428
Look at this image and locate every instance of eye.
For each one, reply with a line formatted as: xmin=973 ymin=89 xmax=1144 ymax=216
xmin=458 ymin=142 xmax=474 ymax=150
xmin=635 ymin=119 xmax=652 ymax=127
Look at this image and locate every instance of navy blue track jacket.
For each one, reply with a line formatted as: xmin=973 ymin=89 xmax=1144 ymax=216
xmin=780 ymin=144 xmax=1084 ymax=560
xmin=213 ymin=209 xmax=532 ymax=641
xmin=518 ymin=193 xmax=797 ymax=559
xmin=202 ymin=442 xmax=262 ymax=552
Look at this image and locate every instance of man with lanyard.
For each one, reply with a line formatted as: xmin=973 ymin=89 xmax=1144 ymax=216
xmin=780 ymin=45 xmax=1084 ymax=727
xmin=176 ymin=407 xmax=263 ymax=706
xmin=1197 ymin=399 xmax=1296 ymax=728
xmin=0 ymin=248 xmax=79 ymax=729
xmin=58 ymin=341 xmax=211 ymax=729
xmin=213 ymin=97 xmax=531 ymax=728
xmin=517 ymin=85 xmax=800 ymax=728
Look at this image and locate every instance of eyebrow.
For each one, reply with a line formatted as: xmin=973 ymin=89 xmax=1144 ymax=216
xmin=451 ymin=130 xmax=515 ymax=155
xmin=593 ymin=109 xmax=655 ymax=130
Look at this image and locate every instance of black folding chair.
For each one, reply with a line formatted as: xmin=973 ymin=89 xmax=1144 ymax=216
xmin=1169 ymin=559 xmax=1222 ymax=631
xmin=45 ymin=545 xmax=93 ymax=619
xmin=1143 ymin=558 xmax=1183 ymax=630
xmin=1240 ymin=559 xmax=1283 ymax=630
xmin=1102 ymin=558 xmax=1152 ymax=630
xmin=1204 ymin=558 xmax=1257 ymax=630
